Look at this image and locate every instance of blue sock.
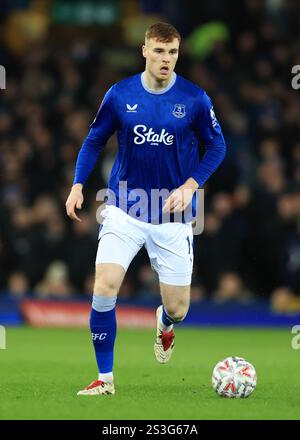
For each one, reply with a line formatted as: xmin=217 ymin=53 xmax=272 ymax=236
xmin=162 ymin=305 xmax=174 ymax=327
xmin=90 ymin=295 xmax=117 ymax=374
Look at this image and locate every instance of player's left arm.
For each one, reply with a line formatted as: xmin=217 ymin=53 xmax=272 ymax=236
xmin=163 ymin=92 xmax=226 ymax=214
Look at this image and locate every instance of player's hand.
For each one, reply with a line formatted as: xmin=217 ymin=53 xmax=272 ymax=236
xmin=65 ymin=184 xmax=84 ymax=222
xmin=162 ymin=178 xmax=199 ymax=214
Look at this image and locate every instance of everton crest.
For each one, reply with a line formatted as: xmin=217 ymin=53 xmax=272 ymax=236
xmin=172 ymin=103 xmax=186 ymax=118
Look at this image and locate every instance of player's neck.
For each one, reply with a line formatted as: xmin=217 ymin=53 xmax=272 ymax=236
xmin=143 ymin=70 xmax=173 ymax=91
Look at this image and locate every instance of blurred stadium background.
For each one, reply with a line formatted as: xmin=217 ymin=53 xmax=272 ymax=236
xmin=0 ymin=0 xmax=300 ymax=329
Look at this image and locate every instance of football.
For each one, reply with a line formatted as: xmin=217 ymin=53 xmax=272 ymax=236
xmin=212 ymin=356 xmax=257 ymax=398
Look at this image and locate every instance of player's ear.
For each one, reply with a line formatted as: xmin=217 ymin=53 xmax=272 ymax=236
xmin=142 ymin=44 xmax=147 ymax=58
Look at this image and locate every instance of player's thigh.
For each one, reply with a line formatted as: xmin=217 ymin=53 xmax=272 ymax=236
xmin=160 ymin=282 xmax=190 ymax=320
xmin=95 ymin=209 xmax=145 ymax=295
xmin=94 ymin=262 xmax=126 ymax=296
xmin=146 ymin=222 xmax=194 ymax=287
xmin=95 ymin=232 xmax=141 ymax=296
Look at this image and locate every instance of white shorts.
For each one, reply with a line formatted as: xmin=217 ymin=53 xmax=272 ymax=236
xmin=96 ymin=206 xmax=194 ymax=286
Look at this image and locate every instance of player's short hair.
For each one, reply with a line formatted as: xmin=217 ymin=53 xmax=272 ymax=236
xmin=145 ymin=22 xmax=181 ymax=43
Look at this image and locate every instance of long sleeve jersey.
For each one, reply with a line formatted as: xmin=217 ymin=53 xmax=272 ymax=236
xmin=74 ymin=72 xmax=226 ymax=223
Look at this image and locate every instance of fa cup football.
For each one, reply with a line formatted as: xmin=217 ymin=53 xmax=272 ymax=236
xmin=212 ymin=356 xmax=257 ymax=398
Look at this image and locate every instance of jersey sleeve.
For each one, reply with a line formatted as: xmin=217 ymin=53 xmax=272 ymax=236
xmin=73 ymin=85 xmax=119 ymax=185
xmin=190 ymin=91 xmax=226 ymax=187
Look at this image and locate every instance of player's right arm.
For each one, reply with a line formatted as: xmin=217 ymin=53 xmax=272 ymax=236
xmin=65 ymin=183 xmax=84 ymax=222
xmin=65 ymin=86 xmax=118 ymax=222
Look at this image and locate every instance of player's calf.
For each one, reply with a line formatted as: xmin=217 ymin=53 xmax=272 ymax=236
xmin=163 ymin=306 xmax=187 ymax=323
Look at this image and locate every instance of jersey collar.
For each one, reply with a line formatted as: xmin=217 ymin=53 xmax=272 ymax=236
xmin=141 ymin=71 xmax=177 ymax=94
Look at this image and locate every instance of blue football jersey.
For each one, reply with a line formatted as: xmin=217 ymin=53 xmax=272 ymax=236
xmin=74 ymin=72 xmax=226 ymax=223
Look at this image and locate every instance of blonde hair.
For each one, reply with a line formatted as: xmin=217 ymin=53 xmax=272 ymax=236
xmin=145 ymin=22 xmax=181 ymax=43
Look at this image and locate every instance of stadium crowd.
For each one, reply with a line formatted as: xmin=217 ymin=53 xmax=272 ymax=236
xmin=0 ymin=0 xmax=299 ymax=304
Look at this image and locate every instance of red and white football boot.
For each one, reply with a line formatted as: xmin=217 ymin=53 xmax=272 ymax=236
xmin=154 ymin=305 xmax=175 ymax=363
xmin=77 ymin=379 xmax=115 ymax=395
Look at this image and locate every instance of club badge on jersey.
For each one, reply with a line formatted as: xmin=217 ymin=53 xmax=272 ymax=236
xmin=172 ymin=103 xmax=186 ymax=118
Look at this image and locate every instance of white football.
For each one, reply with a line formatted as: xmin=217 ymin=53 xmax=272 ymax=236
xmin=212 ymin=356 xmax=257 ymax=398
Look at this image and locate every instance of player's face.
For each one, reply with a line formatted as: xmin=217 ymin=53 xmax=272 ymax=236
xmin=143 ymin=38 xmax=179 ymax=82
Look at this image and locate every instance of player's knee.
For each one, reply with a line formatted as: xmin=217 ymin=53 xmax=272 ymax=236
xmin=94 ymin=275 xmax=119 ymax=296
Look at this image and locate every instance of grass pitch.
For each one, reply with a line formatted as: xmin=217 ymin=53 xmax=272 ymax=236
xmin=0 ymin=326 xmax=299 ymax=420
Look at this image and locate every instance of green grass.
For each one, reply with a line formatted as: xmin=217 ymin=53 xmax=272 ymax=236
xmin=0 ymin=326 xmax=299 ymax=420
